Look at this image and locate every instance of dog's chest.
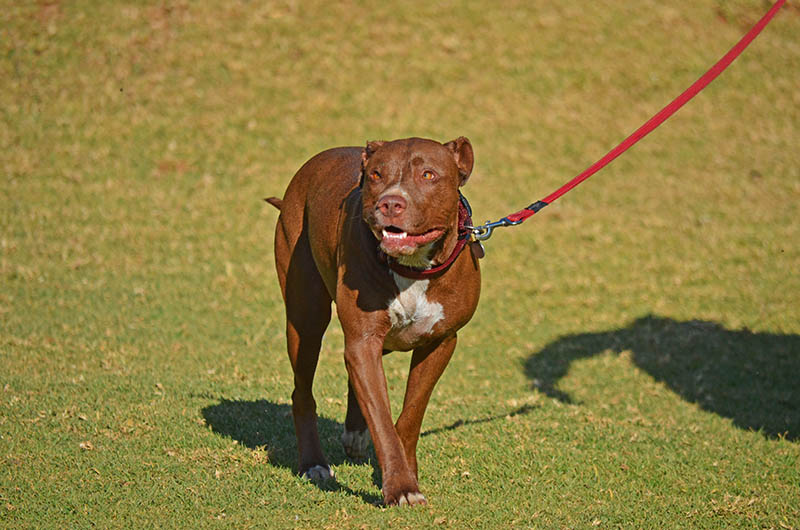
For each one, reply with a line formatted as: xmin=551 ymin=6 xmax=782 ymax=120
xmin=385 ymin=274 xmax=445 ymax=345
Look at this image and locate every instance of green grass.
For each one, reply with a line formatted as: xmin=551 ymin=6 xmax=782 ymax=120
xmin=2 ymin=0 xmax=799 ymax=527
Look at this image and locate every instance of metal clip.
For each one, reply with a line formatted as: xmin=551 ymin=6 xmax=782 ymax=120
xmin=467 ymin=217 xmax=523 ymax=242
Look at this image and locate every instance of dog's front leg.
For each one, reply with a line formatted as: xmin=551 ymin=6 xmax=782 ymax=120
xmin=343 ymin=335 xmax=426 ymax=506
xmin=395 ymin=334 xmax=457 ymax=479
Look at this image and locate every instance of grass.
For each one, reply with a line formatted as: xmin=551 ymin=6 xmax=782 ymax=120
xmin=2 ymin=0 xmax=798 ymax=527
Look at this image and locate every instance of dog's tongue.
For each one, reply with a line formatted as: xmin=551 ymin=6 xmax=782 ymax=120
xmin=380 ymin=228 xmax=442 ymax=254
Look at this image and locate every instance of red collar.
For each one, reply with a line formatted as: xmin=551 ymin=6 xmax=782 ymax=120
xmin=377 ymin=193 xmax=473 ymax=280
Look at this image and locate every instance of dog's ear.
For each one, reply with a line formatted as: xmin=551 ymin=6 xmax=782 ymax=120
xmin=360 ymin=140 xmax=386 ymax=186
xmin=362 ymin=140 xmax=386 ymax=165
xmin=444 ymin=137 xmax=474 ymax=187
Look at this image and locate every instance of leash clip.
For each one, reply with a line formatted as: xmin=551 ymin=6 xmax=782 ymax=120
xmin=467 ymin=217 xmax=523 ymax=242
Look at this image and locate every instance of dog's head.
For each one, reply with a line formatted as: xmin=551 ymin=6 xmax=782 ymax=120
xmin=360 ymin=137 xmax=474 ymax=267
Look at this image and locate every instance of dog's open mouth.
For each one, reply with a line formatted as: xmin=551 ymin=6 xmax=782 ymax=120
xmin=378 ymin=226 xmax=444 ymax=256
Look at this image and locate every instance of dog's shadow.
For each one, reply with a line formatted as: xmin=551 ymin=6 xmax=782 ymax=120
xmin=201 ymin=399 xmax=383 ymax=504
xmin=201 ymin=398 xmax=538 ymax=503
xmin=524 ymin=314 xmax=799 ymax=440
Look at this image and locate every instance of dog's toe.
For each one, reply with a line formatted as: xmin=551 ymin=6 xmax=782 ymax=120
xmin=301 ymin=465 xmax=335 ymax=481
xmin=341 ymin=428 xmax=371 ymax=460
xmin=396 ymin=492 xmax=427 ymax=507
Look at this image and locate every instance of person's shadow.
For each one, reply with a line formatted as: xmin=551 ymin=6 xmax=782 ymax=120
xmin=524 ymin=315 xmax=799 ymax=440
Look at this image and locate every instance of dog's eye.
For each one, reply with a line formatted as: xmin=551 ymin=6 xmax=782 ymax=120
xmin=421 ymin=170 xmax=436 ymax=180
xmin=369 ymin=171 xmax=382 ymax=182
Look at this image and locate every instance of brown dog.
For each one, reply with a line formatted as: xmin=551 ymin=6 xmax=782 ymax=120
xmin=266 ymin=137 xmax=481 ymax=506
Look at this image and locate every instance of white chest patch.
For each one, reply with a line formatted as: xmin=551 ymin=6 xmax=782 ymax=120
xmin=387 ymin=273 xmax=445 ymax=335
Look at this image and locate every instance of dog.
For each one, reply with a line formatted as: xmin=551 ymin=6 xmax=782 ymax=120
xmin=265 ymin=137 xmax=481 ymax=506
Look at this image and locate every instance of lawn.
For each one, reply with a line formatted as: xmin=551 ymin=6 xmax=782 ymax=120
xmin=2 ymin=0 xmax=798 ymax=528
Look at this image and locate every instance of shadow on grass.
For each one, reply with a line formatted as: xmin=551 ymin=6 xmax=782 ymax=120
xmin=420 ymin=404 xmax=538 ymax=438
xmin=201 ymin=398 xmax=539 ymax=503
xmin=201 ymin=399 xmax=382 ymax=505
xmin=524 ymin=315 xmax=799 ymax=440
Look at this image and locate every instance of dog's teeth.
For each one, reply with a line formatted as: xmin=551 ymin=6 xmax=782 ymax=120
xmin=382 ymin=230 xmax=407 ymax=239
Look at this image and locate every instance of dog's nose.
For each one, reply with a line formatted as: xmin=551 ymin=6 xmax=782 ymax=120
xmin=377 ymin=195 xmax=407 ymax=218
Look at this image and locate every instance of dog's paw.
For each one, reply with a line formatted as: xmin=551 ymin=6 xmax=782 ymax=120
xmin=386 ymin=490 xmax=427 ymax=507
xmin=301 ymin=465 xmax=335 ymax=481
xmin=383 ymin=477 xmax=427 ymax=507
xmin=341 ymin=428 xmax=371 ymax=460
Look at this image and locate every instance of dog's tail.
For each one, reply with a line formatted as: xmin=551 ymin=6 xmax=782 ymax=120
xmin=264 ymin=197 xmax=283 ymax=210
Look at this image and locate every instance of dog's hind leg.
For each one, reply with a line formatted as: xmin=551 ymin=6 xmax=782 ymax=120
xmin=342 ymin=379 xmax=371 ymax=459
xmin=275 ymin=220 xmax=334 ymax=480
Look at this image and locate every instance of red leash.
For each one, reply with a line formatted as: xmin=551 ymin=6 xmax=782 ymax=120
xmin=470 ymin=0 xmax=787 ymax=241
